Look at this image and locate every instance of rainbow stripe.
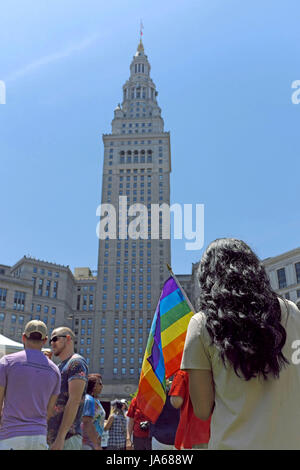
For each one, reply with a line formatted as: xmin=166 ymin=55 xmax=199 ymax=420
xmin=136 ymin=276 xmax=194 ymax=423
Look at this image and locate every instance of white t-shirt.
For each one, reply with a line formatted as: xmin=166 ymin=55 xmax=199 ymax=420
xmin=181 ymin=298 xmax=300 ymax=450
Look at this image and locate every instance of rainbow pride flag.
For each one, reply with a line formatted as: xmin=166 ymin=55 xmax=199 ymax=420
xmin=136 ymin=276 xmax=194 ymax=423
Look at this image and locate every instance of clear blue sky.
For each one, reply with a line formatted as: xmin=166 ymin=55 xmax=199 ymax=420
xmin=0 ymin=0 xmax=299 ymax=274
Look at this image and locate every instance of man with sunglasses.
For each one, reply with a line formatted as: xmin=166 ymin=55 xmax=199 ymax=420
xmin=0 ymin=320 xmax=61 ymax=450
xmin=47 ymin=327 xmax=88 ymax=450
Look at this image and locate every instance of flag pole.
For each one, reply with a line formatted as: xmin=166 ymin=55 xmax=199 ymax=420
xmin=166 ymin=264 xmax=195 ymax=314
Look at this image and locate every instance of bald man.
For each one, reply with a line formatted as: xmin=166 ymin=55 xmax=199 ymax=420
xmin=47 ymin=327 xmax=88 ymax=450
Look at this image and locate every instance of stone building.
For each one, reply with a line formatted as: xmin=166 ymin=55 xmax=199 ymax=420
xmin=0 ymin=257 xmax=97 ymax=369
xmin=262 ymin=247 xmax=300 ymax=308
xmin=94 ymin=39 xmax=172 ymax=399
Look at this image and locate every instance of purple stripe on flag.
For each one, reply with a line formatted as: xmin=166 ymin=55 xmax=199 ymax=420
xmin=148 ymin=312 xmax=162 ymax=370
xmin=160 ymin=277 xmax=178 ymax=301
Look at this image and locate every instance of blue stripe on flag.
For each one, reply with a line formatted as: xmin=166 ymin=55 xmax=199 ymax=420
xmin=160 ymin=288 xmax=183 ymax=316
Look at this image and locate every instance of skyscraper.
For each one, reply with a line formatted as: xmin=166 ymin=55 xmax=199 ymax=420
xmin=94 ymin=40 xmax=171 ymax=399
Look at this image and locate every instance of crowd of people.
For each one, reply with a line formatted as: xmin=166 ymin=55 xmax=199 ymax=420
xmin=0 ymin=318 xmax=211 ymax=451
xmin=1 ymin=237 xmax=300 ymax=450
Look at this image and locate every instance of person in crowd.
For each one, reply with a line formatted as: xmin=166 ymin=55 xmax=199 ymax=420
xmin=47 ymin=327 xmax=88 ymax=450
xmin=126 ymin=396 xmax=151 ymax=450
xmin=150 ymin=380 xmax=180 ymax=450
xmin=181 ymin=238 xmax=300 ymax=450
xmin=169 ymin=370 xmax=210 ymax=449
xmin=101 ymin=422 xmax=109 ymax=450
xmin=0 ymin=320 xmax=61 ymax=450
xmin=82 ymin=373 xmax=105 ymax=450
xmin=104 ymin=399 xmax=127 ymax=450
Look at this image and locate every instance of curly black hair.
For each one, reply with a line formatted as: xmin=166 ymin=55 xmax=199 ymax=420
xmin=197 ymin=238 xmax=288 ymax=381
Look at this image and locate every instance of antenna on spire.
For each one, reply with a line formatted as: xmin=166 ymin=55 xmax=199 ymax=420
xmin=140 ymin=19 xmax=144 ymax=40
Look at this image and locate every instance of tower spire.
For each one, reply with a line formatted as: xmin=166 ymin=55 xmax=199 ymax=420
xmin=138 ymin=20 xmax=144 ymax=52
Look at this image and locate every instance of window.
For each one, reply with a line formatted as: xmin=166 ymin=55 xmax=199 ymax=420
xmin=14 ymin=291 xmax=26 ymax=311
xmin=38 ymin=279 xmax=43 ymax=296
xmin=295 ymin=263 xmax=300 ymax=283
xmin=277 ymin=268 xmax=287 ymax=289
xmin=53 ymin=281 xmax=58 ymax=299
xmin=0 ymin=288 xmax=7 ymax=308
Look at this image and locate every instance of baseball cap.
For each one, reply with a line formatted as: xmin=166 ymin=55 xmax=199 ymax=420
xmin=24 ymin=320 xmax=48 ymax=340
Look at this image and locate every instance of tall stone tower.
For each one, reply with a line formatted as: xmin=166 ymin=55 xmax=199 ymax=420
xmin=95 ymin=40 xmax=171 ymax=399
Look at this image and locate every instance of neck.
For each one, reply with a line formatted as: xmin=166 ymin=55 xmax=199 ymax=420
xmin=59 ymin=346 xmax=74 ymax=362
xmin=24 ymin=343 xmax=42 ymax=351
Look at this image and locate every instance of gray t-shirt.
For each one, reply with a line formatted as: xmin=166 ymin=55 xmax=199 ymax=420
xmin=0 ymin=349 xmax=61 ymax=440
xmin=181 ymin=298 xmax=300 ymax=450
xmin=47 ymin=354 xmax=88 ymax=445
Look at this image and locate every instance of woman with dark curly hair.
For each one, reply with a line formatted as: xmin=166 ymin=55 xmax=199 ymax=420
xmin=181 ymin=238 xmax=300 ymax=449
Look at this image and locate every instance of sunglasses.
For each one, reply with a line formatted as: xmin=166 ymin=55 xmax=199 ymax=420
xmin=50 ymin=335 xmax=67 ymax=343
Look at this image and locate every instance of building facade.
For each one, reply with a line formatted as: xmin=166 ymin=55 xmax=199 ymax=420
xmin=0 ymin=258 xmax=98 ymax=369
xmin=262 ymin=247 xmax=300 ymax=308
xmin=94 ymin=40 xmax=171 ymax=399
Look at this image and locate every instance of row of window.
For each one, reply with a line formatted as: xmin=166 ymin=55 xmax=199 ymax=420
xmin=100 ymin=317 xmax=151 ymax=326
xmin=32 ymin=278 xmax=58 ymax=298
xmin=105 ymin=240 xmax=162 ymax=248
xmin=33 ymin=267 xmax=60 ymax=278
xmin=124 ymin=86 xmax=155 ymax=101
xmin=122 ymin=129 xmax=153 ymax=134
xmin=103 ymin=266 xmax=151 ymax=274
xmin=103 ymin=292 xmax=151 ymax=300
xmin=31 ymin=304 xmax=56 ymax=314
xmin=109 ymin=139 xmax=164 ymax=146
xmin=122 ymin=123 xmax=152 ymax=128
xmin=0 ymin=312 xmax=55 ymax=327
xmin=134 ymin=63 xmax=146 ymax=74
xmin=77 ymin=286 xmax=95 ymax=292
xmin=102 ymin=302 xmax=152 ymax=310
xmin=119 ymin=154 xmax=153 ymax=163
xmin=112 ymin=368 xmax=139 ymax=375
xmin=108 ymin=189 xmax=153 ymax=196
xmin=76 ymin=295 xmax=94 ymax=311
